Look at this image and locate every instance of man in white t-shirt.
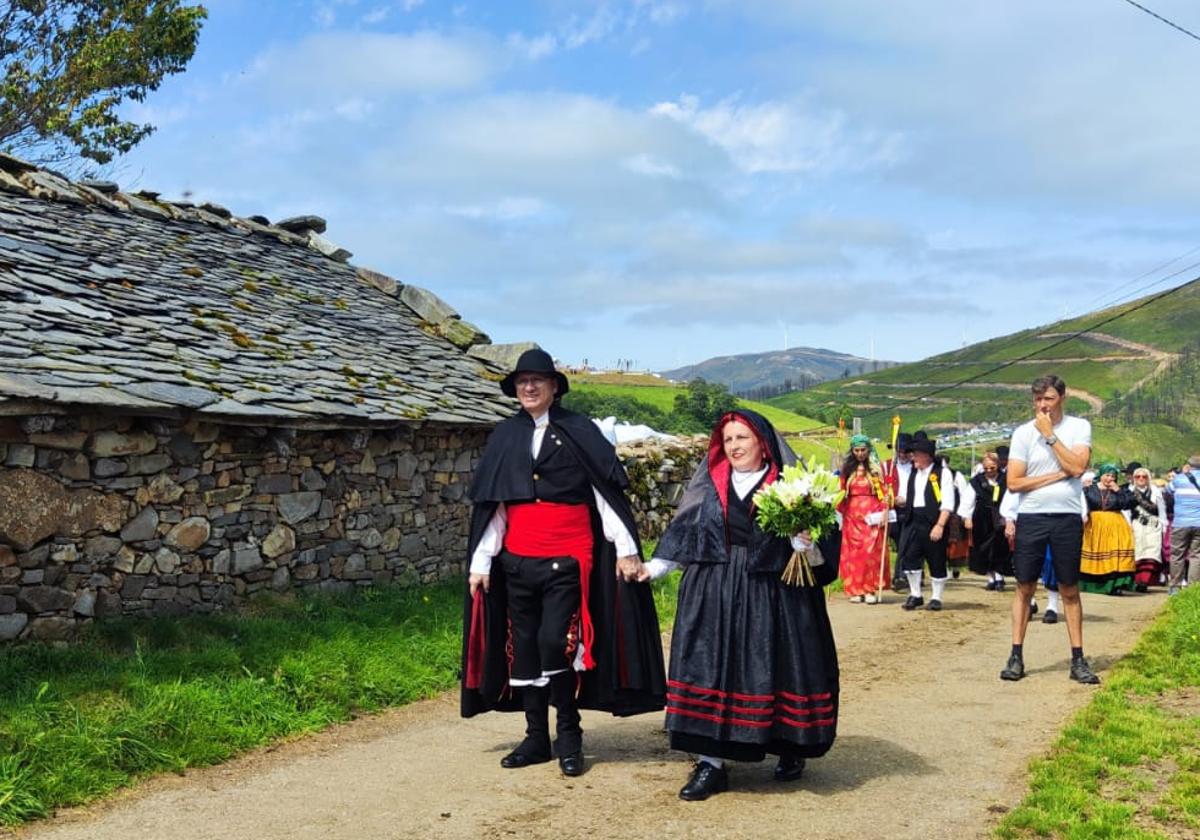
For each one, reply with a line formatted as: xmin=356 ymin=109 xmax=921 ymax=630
xmin=999 ymin=374 xmax=1098 ymax=685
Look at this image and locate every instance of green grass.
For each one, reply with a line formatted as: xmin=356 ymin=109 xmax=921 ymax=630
xmin=1091 ymin=421 xmax=1199 ymax=472
xmin=996 ymin=587 xmax=1200 ymax=839
xmin=573 ymin=381 xmax=824 ymax=433
xmin=0 ymin=585 xmax=465 ymax=825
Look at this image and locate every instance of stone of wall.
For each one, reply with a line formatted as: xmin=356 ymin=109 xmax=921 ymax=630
xmin=0 ymin=414 xmax=487 ymax=642
xmin=618 ymin=436 xmax=708 ymax=541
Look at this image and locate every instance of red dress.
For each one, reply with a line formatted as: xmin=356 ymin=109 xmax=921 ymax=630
xmin=838 ymin=469 xmax=893 ymax=597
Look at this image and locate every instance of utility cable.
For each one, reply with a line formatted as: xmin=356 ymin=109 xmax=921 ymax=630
xmin=1120 ymin=0 xmax=1200 ymax=43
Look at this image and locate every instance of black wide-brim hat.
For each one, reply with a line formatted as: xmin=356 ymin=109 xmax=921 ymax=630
xmin=500 ymin=348 xmax=570 ymax=398
xmin=910 ymin=430 xmax=936 ymax=457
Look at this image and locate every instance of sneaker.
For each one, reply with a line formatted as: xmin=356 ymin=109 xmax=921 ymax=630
xmin=1069 ymin=657 xmax=1101 ymax=685
xmin=849 ymin=595 xmax=864 ymax=603
xmin=1000 ymin=653 xmax=1025 ymax=681
xmin=902 ymin=595 xmax=924 ymax=611
xmin=864 ymin=593 xmax=878 ymax=604
xmin=1042 ymin=609 xmax=1058 ymax=624
xmin=1169 ymin=586 xmax=1180 ymax=597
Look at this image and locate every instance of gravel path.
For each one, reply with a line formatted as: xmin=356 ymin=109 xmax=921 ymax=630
xmin=10 ymin=580 xmax=1166 ymax=840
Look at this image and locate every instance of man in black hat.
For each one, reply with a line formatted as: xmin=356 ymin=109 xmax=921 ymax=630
xmin=460 ymin=348 xmax=666 ymax=777
xmin=897 ymin=431 xmax=955 ymax=610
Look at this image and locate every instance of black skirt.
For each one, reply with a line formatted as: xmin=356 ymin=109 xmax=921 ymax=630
xmin=666 ymin=547 xmax=839 ymax=762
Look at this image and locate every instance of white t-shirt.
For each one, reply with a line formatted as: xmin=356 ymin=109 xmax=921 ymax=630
xmin=1007 ymin=415 xmax=1091 ymax=514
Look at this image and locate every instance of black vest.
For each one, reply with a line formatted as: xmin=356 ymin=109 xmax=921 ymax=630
xmin=905 ymin=467 xmax=943 ymax=525
xmin=513 ymin=424 xmax=593 ymax=506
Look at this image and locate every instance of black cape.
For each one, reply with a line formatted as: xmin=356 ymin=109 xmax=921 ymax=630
xmin=460 ymin=404 xmax=667 ymax=718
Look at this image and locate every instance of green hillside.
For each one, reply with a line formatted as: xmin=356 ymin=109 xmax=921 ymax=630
xmin=766 ymin=279 xmax=1200 ymax=471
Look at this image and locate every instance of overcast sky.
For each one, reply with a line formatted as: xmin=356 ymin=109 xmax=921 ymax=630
xmin=114 ymin=0 xmax=1200 ymax=371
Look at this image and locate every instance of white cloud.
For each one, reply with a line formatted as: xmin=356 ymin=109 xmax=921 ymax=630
xmin=622 ymin=153 xmax=680 ymax=178
xmin=444 ymin=196 xmax=552 ymax=222
xmin=244 ymin=31 xmax=498 ymax=100
xmin=361 ymin=6 xmax=388 ymax=24
xmin=562 ymin=6 xmax=622 ymax=49
xmin=651 ymin=94 xmax=902 ymax=175
xmin=507 ymin=31 xmax=557 ymax=60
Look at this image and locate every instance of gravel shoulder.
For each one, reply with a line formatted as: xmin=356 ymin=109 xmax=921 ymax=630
xmin=10 ymin=579 xmax=1166 ymax=840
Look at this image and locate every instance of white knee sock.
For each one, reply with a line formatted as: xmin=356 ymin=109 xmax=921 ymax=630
xmin=992 ymin=571 xmax=1003 ymax=582
xmin=699 ymin=754 xmax=723 ymax=769
xmin=1048 ymin=591 xmax=1061 ymax=612
xmin=931 ymin=576 xmax=948 ymax=601
xmin=906 ymin=570 xmax=923 ymax=597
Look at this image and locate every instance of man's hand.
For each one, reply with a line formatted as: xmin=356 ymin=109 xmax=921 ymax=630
xmin=963 ymin=518 xmax=973 ymax=530
xmin=929 ymin=523 xmax=944 ymax=542
xmin=469 ymin=573 xmax=490 ymax=596
xmin=1034 ymin=409 xmax=1054 ymax=439
xmin=616 ymin=555 xmax=645 ymax=582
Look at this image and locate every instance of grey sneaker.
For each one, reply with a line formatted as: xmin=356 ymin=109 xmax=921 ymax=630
xmin=1000 ymin=653 xmax=1025 ymax=681
xmin=1169 ymin=586 xmax=1180 ymax=597
xmin=1069 ymin=658 xmax=1101 ymax=685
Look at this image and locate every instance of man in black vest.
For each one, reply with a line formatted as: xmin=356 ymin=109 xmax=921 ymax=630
xmin=898 ymin=432 xmax=955 ymax=610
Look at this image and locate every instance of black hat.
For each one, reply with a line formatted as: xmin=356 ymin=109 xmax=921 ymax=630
xmin=910 ymin=430 xmax=936 ymax=457
xmin=895 ymin=432 xmax=913 ymax=452
xmin=1124 ymin=461 xmax=1142 ymax=474
xmin=996 ymin=445 xmax=1010 ymax=457
xmin=500 ymin=348 xmax=570 ymax=399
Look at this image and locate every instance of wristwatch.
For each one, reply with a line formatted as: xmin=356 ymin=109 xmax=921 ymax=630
xmin=1043 ymin=434 xmax=1058 ymax=446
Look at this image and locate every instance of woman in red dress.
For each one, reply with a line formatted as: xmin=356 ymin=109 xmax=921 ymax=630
xmin=837 ymin=435 xmax=895 ymax=603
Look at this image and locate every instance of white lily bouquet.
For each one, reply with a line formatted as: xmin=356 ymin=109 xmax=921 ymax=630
xmin=753 ymin=463 xmax=845 ymax=587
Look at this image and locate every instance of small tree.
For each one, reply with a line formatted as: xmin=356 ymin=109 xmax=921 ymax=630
xmin=0 ymin=1 xmax=207 ymax=168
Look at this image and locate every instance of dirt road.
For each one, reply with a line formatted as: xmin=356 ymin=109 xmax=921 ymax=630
xmin=13 ymin=580 xmax=1166 ymax=840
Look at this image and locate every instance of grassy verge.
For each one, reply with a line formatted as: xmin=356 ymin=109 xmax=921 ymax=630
xmin=0 ymin=585 xmax=466 ymax=825
xmin=996 ymin=587 xmax=1200 ymax=839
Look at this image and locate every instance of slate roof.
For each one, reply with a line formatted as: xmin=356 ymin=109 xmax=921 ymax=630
xmin=0 ymin=154 xmax=513 ymax=428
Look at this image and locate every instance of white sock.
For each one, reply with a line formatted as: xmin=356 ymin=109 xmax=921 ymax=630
xmin=991 ymin=572 xmax=1003 ymax=582
xmin=1048 ymin=591 xmax=1061 ymax=612
xmin=931 ymin=576 xmax=948 ymax=601
xmin=906 ymin=570 xmax=923 ymax=597
xmin=1030 ymin=596 xmax=1037 ymax=607
xmin=698 ymin=755 xmax=723 ymax=769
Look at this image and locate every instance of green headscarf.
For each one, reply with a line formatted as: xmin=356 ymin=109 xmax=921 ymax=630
xmin=849 ymin=434 xmax=871 ymax=450
xmin=1097 ymin=462 xmax=1119 ymax=478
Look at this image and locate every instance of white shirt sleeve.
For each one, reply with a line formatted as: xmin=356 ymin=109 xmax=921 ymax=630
xmin=645 ymin=557 xmax=679 ymax=580
xmin=594 ymin=487 xmax=638 ymax=557
xmin=939 ymin=467 xmax=955 ymax=513
xmin=957 ymin=474 xmax=976 ymax=520
xmin=469 ymin=504 xmax=507 ymax=576
xmin=999 ymin=489 xmax=1020 ymax=521
xmin=1155 ymin=487 xmax=1167 ymax=520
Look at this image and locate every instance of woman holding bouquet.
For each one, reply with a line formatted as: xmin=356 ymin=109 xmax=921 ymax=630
xmin=643 ymin=409 xmax=839 ymax=801
xmin=837 ymin=435 xmax=895 ymax=603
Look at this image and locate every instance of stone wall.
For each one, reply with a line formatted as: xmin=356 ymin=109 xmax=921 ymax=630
xmin=0 ymin=414 xmax=487 ymax=641
xmin=618 ymin=436 xmax=708 ymax=541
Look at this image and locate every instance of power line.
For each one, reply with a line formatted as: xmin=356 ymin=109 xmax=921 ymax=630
xmin=794 ymin=275 xmax=1200 ymax=437
xmin=1120 ymin=0 xmax=1200 ymax=43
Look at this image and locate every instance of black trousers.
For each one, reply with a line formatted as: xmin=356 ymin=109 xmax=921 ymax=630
xmin=500 ymin=550 xmax=582 ymax=680
xmin=899 ymin=517 xmax=948 ymax=578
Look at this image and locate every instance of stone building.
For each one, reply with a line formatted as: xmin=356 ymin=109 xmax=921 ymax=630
xmin=0 ymin=153 xmax=515 ymax=642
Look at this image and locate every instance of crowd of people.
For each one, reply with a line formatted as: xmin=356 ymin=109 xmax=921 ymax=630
xmin=459 ymin=353 xmax=1194 ymax=800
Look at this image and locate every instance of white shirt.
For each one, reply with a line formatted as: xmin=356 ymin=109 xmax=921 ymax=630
xmin=953 ymin=470 xmax=977 ymax=520
xmin=468 ymin=411 xmax=637 ymax=576
xmin=910 ymin=464 xmax=955 ymax=513
xmin=1007 ymin=415 xmax=1091 ymax=514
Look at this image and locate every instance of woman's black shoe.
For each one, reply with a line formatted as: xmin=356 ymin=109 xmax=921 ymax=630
xmin=558 ymin=750 xmax=585 ymax=777
xmin=679 ymin=762 xmax=729 ymax=801
xmin=499 ymin=737 xmax=552 ymax=769
xmin=774 ymin=755 xmax=806 ymax=782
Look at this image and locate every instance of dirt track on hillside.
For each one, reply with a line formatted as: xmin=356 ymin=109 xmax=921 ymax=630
xmin=11 ymin=581 xmax=1165 ymax=840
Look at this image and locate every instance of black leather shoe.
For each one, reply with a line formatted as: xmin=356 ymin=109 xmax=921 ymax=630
xmin=1042 ymin=609 xmax=1058 ymax=624
xmin=1069 ymin=658 xmax=1101 ymax=685
xmin=995 ymin=579 xmax=1006 ymax=592
xmin=774 ymin=755 xmax=806 ymax=782
xmin=926 ymin=599 xmax=943 ymax=611
xmin=558 ymin=750 xmax=585 ymax=776
xmin=952 ymin=569 xmax=960 ymax=579
xmin=1029 ymin=601 xmax=1038 ymax=618
xmin=679 ymin=762 xmax=729 ymax=801
xmin=902 ymin=595 xmax=924 ymax=611
xmin=892 ymin=577 xmax=908 ymax=593
xmin=984 ymin=580 xmax=997 ymax=591
xmin=999 ymin=653 xmax=1025 ymax=681
xmin=500 ymin=738 xmax=552 ymax=769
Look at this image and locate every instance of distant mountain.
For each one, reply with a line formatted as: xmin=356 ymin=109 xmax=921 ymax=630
xmin=660 ymin=347 xmax=898 ymax=399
